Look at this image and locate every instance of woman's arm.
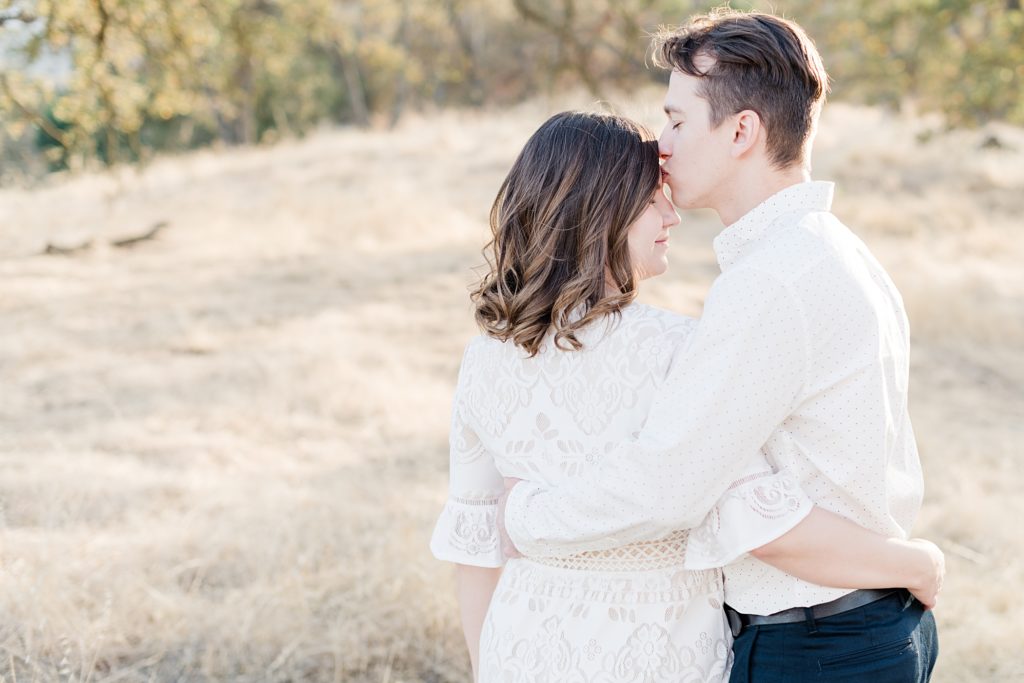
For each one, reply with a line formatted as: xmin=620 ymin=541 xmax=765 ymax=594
xmin=430 ymin=341 xmax=508 ymax=678
xmin=752 ymin=507 xmax=945 ymax=608
xmin=455 ymin=564 xmax=503 ymax=682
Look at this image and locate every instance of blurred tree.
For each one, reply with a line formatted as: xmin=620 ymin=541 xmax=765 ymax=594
xmin=0 ymin=0 xmax=1021 ymax=180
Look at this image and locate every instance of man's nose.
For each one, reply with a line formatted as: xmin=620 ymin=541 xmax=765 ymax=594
xmin=658 ymin=132 xmax=671 ymax=158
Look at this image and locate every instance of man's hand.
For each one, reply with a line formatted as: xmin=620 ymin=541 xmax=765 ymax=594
xmin=905 ymin=538 xmax=945 ymax=610
xmin=496 ymin=477 xmax=523 ymax=560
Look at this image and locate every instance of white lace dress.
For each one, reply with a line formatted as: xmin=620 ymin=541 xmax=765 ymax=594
xmin=431 ymin=304 xmax=813 ymax=682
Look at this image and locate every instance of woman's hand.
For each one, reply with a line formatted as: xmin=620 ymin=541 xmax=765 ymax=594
xmin=904 ymin=538 xmax=945 ymax=610
xmin=497 ymin=477 xmax=523 ymax=559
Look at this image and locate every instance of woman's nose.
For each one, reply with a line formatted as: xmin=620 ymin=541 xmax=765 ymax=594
xmin=664 ymin=208 xmax=681 ymax=228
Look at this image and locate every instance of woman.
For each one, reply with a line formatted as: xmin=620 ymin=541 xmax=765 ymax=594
xmin=431 ymin=112 xmax=941 ymax=682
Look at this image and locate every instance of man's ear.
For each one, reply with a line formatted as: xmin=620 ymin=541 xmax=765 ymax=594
xmin=730 ymin=110 xmax=762 ymax=159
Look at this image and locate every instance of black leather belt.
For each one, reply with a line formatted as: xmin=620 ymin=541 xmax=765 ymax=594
xmin=724 ymin=588 xmax=901 ymax=637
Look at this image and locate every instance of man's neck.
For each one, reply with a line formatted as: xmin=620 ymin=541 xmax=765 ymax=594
xmin=714 ymin=164 xmax=812 ymax=227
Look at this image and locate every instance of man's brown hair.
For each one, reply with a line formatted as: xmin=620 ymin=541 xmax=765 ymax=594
xmin=472 ymin=111 xmax=661 ymax=357
xmin=654 ymin=8 xmax=830 ymax=168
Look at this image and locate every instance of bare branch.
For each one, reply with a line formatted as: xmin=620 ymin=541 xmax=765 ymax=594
xmin=111 ymin=221 xmax=169 ymax=248
xmin=0 ymin=73 xmax=69 ymax=147
xmin=511 ymin=0 xmax=556 ymax=30
xmin=43 ymin=239 xmax=93 ymax=256
xmin=0 ymin=10 xmax=37 ymax=28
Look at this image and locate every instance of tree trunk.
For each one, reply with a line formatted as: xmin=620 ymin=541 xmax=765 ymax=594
xmin=237 ymin=56 xmax=256 ymax=144
xmin=445 ymin=0 xmax=485 ymax=106
xmin=388 ymin=4 xmax=410 ymax=128
xmin=334 ymin=48 xmax=370 ymax=126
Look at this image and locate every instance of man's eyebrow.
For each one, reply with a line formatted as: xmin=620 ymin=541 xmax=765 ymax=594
xmin=663 ymin=105 xmax=685 ymax=117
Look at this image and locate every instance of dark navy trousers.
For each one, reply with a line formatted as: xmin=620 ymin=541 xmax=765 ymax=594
xmin=729 ymin=590 xmax=939 ymax=682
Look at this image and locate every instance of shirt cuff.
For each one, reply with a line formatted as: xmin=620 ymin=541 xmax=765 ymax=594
xmin=684 ymin=470 xmax=814 ymax=570
xmin=502 ymin=480 xmax=550 ymax=558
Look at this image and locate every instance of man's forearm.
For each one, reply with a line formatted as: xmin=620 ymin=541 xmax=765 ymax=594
xmin=503 ymin=452 xmax=752 ymax=557
xmin=502 ymin=270 xmax=807 ymax=557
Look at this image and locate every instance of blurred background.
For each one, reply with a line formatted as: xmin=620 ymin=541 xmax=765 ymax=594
xmin=0 ymin=1 xmax=1022 ymax=681
xmin=2 ymin=0 xmax=1024 ymax=176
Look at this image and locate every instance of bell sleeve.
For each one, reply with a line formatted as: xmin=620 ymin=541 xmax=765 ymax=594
xmin=685 ymin=456 xmax=814 ymax=569
xmin=429 ymin=340 xmax=505 ymax=567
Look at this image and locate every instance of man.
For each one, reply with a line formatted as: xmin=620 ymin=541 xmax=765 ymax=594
xmin=499 ymin=9 xmax=940 ymax=682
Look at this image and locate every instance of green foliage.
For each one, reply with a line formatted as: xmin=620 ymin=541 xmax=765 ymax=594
xmin=775 ymin=0 xmax=1024 ymax=126
xmin=1 ymin=0 xmax=1022 ymax=178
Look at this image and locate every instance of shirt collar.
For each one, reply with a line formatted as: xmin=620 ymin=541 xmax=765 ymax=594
xmin=713 ymin=181 xmax=835 ymax=270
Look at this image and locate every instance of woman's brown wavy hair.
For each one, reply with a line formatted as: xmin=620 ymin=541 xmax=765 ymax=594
xmin=472 ymin=111 xmax=661 ymax=356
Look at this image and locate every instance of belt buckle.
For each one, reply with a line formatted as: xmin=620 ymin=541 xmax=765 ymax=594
xmin=725 ymin=607 xmax=743 ymax=637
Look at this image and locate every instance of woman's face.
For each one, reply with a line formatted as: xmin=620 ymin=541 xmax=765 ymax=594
xmin=627 ymin=184 xmax=680 ymax=280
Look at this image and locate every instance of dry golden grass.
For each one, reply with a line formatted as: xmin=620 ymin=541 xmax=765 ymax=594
xmin=1 ymin=93 xmax=1022 ymax=681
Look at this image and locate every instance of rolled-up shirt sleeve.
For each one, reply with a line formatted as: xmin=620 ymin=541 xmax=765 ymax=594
xmin=504 ymin=267 xmax=810 ymax=558
xmin=430 ymin=341 xmax=505 ymax=567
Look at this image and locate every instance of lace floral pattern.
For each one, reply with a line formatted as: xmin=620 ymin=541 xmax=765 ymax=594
xmin=459 ymin=337 xmax=541 ymax=438
xmin=448 ymin=506 xmax=498 ymax=556
xmin=479 ymin=561 xmax=731 ymax=682
xmin=726 ymin=471 xmax=806 ymax=519
xmin=449 ymin=409 xmax=488 ymax=464
xmin=431 ymin=497 xmax=503 ymax=566
xmin=685 ymin=469 xmax=813 ymax=570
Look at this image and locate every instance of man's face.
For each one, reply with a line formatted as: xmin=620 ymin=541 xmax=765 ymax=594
xmin=658 ymin=61 xmax=734 ymax=212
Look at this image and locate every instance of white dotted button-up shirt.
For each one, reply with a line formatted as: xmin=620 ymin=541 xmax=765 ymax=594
xmin=504 ymin=181 xmax=925 ymax=615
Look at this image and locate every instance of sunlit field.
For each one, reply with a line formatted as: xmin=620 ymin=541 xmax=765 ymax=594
xmin=1 ymin=93 xmax=1022 ymax=682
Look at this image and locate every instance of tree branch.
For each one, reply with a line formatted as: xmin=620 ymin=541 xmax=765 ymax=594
xmin=0 ymin=10 xmax=37 ymax=28
xmin=0 ymin=73 xmax=68 ymax=147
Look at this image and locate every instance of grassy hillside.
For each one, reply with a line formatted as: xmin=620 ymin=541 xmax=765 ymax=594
xmin=1 ymin=94 xmax=1022 ymax=681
